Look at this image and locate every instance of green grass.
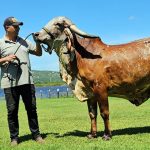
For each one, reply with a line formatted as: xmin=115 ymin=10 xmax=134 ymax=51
xmin=0 ymin=97 xmax=150 ymax=150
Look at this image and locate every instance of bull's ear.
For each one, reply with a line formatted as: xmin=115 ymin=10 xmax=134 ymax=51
xmin=64 ymin=28 xmax=74 ymax=51
xmin=65 ymin=37 xmax=72 ymax=51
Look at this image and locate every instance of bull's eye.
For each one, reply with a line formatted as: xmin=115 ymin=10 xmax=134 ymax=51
xmin=55 ymin=23 xmax=62 ymax=27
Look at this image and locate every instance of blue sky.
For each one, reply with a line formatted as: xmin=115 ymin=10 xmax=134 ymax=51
xmin=0 ymin=0 xmax=150 ymax=71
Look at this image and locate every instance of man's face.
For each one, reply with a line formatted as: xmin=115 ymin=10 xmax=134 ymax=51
xmin=6 ymin=25 xmax=20 ymax=35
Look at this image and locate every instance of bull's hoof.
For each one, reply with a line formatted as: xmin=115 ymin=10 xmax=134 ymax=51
xmin=87 ymin=133 xmax=97 ymax=139
xmin=102 ymin=134 xmax=112 ymax=141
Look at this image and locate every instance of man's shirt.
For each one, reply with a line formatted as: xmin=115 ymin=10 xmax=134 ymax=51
xmin=0 ymin=36 xmax=36 ymax=88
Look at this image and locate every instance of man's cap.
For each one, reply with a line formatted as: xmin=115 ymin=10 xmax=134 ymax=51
xmin=3 ymin=17 xmax=23 ymax=27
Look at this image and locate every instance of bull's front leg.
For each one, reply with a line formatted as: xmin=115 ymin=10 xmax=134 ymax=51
xmin=87 ymin=98 xmax=97 ymax=139
xmin=96 ymin=86 xmax=112 ymax=140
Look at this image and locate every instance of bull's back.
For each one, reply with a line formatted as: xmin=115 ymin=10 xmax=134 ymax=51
xmin=76 ymin=36 xmax=150 ymax=102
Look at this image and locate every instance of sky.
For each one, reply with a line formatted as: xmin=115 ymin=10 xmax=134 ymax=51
xmin=0 ymin=0 xmax=150 ymax=71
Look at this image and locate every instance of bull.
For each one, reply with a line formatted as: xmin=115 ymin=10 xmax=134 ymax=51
xmin=35 ymin=16 xmax=150 ymax=140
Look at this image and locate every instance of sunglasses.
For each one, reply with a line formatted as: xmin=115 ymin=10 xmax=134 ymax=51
xmin=12 ymin=25 xmax=20 ymax=29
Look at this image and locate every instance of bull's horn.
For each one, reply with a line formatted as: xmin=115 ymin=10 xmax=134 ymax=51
xmin=70 ymin=24 xmax=99 ymax=38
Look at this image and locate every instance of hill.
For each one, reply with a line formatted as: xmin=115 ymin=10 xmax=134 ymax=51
xmin=0 ymin=70 xmax=64 ymax=87
xmin=32 ymin=70 xmax=64 ymax=86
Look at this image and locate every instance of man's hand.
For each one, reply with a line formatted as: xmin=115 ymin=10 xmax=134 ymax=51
xmin=5 ymin=54 xmax=16 ymax=62
xmin=0 ymin=54 xmax=17 ymax=65
xmin=32 ymin=33 xmax=40 ymax=43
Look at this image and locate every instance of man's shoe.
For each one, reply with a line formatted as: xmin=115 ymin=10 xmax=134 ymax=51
xmin=11 ymin=139 xmax=18 ymax=146
xmin=35 ymin=136 xmax=45 ymax=144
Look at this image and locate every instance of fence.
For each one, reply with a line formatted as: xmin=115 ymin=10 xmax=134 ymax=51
xmin=0 ymin=85 xmax=74 ymax=100
xmin=37 ymin=87 xmax=73 ymax=99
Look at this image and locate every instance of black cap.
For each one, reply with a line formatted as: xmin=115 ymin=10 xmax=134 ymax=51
xmin=3 ymin=17 xmax=23 ymax=27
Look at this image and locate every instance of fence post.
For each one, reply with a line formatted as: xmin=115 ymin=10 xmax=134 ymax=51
xmin=48 ymin=89 xmax=51 ymax=98
xmin=57 ymin=88 xmax=60 ymax=98
xmin=66 ymin=87 xmax=68 ymax=97
xmin=40 ymin=90 xmax=42 ymax=99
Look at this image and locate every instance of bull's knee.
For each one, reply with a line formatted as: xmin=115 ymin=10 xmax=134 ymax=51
xmin=87 ymin=100 xmax=97 ymax=119
xmin=100 ymin=111 xmax=109 ymax=120
xmin=89 ymin=112 xmax=97 ymax=119
xmin=88 ymin=103 xmax=97 ymax=119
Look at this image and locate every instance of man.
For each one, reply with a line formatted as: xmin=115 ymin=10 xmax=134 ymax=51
xmin=0 ymin=17 xmax=44 ymax=146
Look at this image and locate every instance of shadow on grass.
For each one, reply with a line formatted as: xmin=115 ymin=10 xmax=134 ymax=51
xmin=112 ymin=126 xmax=150 ymax=136
xmin=52 ymin=126 xmax=150 ymax=138
xmin=55 ymin=130 xmax=90 ymax=138
xmin=19 ymin=126 xmax=150 ymax=141
xmin=19 ymin=133 xmax=49 ymax=143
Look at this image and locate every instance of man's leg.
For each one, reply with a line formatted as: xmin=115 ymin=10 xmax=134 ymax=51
xmin=20 ymin=84 xmax=41 ymax=139
xmin=4 ymin=87 xmax=20 ymax=142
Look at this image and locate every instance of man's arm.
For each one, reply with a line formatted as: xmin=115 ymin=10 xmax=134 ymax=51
xmin=34 ymin=42 xmax=42 ymax=56
xmin=0 ymin=54 xmax=16 ymax=64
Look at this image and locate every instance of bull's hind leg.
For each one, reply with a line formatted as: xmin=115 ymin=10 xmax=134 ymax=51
xmin=87 ymin=98 xmax=97 ymax=139
xmin=97 ymin=87 xmax=112 ymax=140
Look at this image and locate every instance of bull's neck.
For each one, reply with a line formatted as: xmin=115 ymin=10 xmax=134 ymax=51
xmin=53 ymin=40 xmax=64 ymax=55
xmin=53 ymin=34 xmax=67 ymax=56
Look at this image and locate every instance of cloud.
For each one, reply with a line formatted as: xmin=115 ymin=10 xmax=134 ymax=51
xmin=128 ymin=16 xmax=136 ymax=21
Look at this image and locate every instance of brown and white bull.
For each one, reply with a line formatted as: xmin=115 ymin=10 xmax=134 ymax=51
xmin=35 ymin=16 xmax=150 ymax=140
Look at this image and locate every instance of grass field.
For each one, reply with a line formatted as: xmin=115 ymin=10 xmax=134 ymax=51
xmin=0 ymin=97 xmax=150 ymax=150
